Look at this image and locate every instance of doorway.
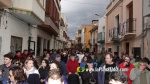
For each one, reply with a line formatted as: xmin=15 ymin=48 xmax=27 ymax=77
xmin=36 ymin=37 xmax=41 ymax=56
xmin=126 ymin=43 xmax=129 ymax=54
xmin=132 ymin=47 xmax=141 ymax=58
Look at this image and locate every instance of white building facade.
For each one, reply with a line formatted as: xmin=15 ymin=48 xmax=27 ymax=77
xmin=97 ymin=14 xmax=106 ymax=52
xmin=0 ymin=0 xmax=64 ymax=64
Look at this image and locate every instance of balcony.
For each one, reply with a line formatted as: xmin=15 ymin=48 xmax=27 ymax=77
xmin=98 ymin=32 xmax=105 ymax=43
xmin=120 ymin=18 xmax=136 ymax=40
xmin=9 ymin=0 xmax=45 ymax=25
xmin=109 ymin=27 xmax=119 ymax=42
xmin=0 ymin=0 xmax=12 ymax=8
xmin=38 ymin=16 xmax=59 ymax=36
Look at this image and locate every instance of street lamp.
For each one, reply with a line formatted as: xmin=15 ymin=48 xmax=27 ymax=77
xmin=95 ymin=14 xmax=106 ymax=19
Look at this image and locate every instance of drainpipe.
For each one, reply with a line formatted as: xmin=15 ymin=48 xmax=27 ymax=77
xmin=141 ymin=0 xmax=144 ymax=58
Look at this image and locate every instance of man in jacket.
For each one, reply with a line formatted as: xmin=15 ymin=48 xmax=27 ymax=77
xmin=130 ymin=59 xmax=150 ymax=84
xmin=0 ymin=52 xmax=15 ymax=82
xmin=119 ymin=56 xmax=135 ymax=84
xmin=66 ymin=53 xmax=79 ymax=74
xmin=55 ymin=54 xmax=67 ymax=76
xmin=98 ymin=53 xmax=119 ymax=84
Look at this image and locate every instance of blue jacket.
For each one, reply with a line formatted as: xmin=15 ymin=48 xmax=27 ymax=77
xmin=62 ymin=75 xmax=68 ymax=84
xmin=27 ymin=74 xmax=40 ymax=84
xmin=98 ymin=63 xmax=119 ymax=84
xmin=60 ymin=61 xmax=67 ymax=76
xmin=0 ymin=77 xmax=7 ymax=84
xmin=51 ymin=54 xmax=56 ymax=61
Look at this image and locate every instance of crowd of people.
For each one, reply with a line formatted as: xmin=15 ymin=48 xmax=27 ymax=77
xmin=0 ymin=48 xmax=150 ymax=84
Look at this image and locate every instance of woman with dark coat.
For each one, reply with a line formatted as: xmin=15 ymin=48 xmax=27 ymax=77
xmin=38 ymin=59 xmax=50 ymax=84
xmin=9 ymin=66 xmax=28 ymax=84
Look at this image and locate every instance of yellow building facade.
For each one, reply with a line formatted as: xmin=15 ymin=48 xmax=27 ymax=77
xmin=84 ymin=25 xmax=92 ymax=51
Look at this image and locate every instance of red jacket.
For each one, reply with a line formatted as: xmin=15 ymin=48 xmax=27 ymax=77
xmin=66 ymin=59 xmax=79 ymax=73
xmin=119 ymin=62 xmax=135 ymax=84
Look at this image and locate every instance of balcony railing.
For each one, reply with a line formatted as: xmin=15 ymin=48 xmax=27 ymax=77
xmin=109 ymin=27 xmax=119 ymax=41
xmin=120 ymin=18 xmax=136 ymax=39
xmin=98 ymin=32 xmax=105 ymax=43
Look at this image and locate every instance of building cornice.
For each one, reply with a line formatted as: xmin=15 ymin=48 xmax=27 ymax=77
xmin=106 ymin=0 xmax=123 ymax=16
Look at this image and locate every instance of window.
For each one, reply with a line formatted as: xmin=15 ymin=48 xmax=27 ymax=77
xmin=11 ymin=36 xmax=22 ymax=54
xmin=115 ymin=14 xmax=120 ymax=34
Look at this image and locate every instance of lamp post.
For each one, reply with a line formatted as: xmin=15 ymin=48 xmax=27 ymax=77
xmin=95 ymin=14 xmax=106 ymax=19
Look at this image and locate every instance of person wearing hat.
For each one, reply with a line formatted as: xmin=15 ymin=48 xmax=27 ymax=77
xmin=55 ymin=54 xmax=67 ymax=76
xmin=82 ymin=59 xmax=98 ymax=84
xmin=66 ymin=53 xmax=79 ymax=74
xmin=0 ymin=52 xmax=15 ymax=82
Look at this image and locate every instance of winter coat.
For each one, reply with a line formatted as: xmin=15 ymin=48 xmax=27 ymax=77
xmin=130 ymin=67 xmax=150 ymax=84
xmin=98 ymin=63 xmax=119 ymax=84
xmin=60 ymin=61 xmax=67 ymax=76
xmin=82 ymin=70 xmax=98 ymax=84
xmin=0 ymin=77 xmax=7 ymax=84
xmin=62 ymin=75 xmax=68 ymax=84
xmin=66 ymin=59 xmax=79 ymax=73
xmin=119 ymin=62 xmax=135 ymax=84
xmin=68 ymin=74 xmax=80 ymax=84
xmin=24 ymin=67 xmax=40 ymax=84
xmin=0 ymin=64 xmax=15 ymax=81
xmin=61 ymin=54 xmax=68 ymax=64
xmin=38 ymin=66 xmax=49 ymax=80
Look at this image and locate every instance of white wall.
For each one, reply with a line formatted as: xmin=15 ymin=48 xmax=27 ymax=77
xmin=98 ymin=15 xmax=106 ymax=33
xmin=98 ymin=14 xmax=106 ymax=52
xmin=143 ymin=0 xmax=150 ymax=17
xmin=0 ymin=14 xmax=30 ymax=64
xmin=0 ymin=13 xmax=54 ymax=64
xmin=81 ymin=28 xmax=85 ymax=47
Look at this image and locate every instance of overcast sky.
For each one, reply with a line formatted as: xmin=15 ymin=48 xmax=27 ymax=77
xmin=61 ymin=0 xmax=110 ymax=39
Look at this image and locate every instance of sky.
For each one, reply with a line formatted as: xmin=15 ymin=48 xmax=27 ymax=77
xmin=61 ymin=0 xmax=111 ymax=39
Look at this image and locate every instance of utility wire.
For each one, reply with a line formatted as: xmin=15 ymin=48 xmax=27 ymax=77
xmin=63 ymin=0 xmax=108 ymax=6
